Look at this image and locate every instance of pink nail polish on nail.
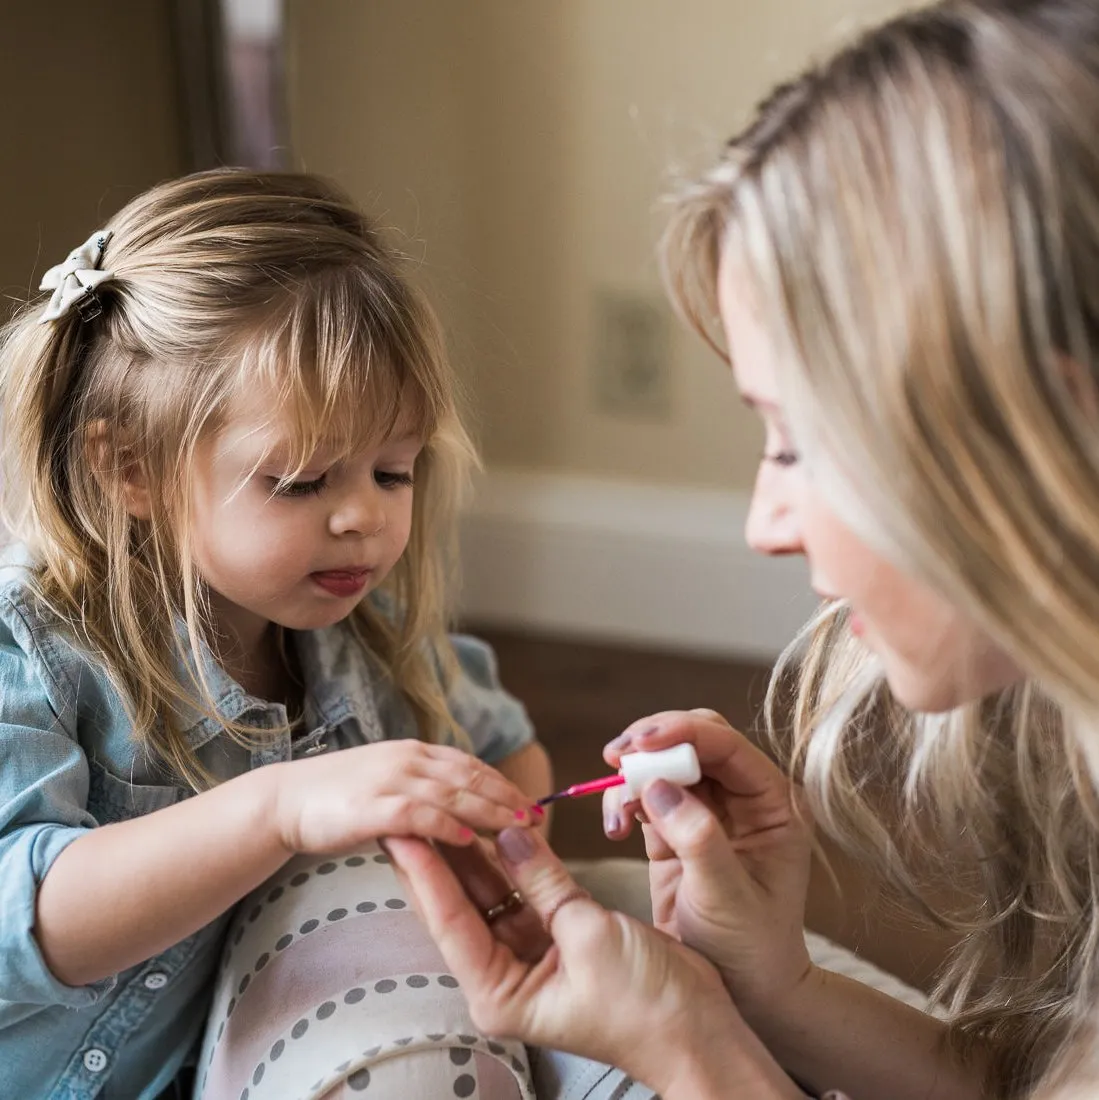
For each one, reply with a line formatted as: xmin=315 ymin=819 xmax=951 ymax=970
xmin=514 ymin=809 xmax=527 ymax=822
xmin=458 ymin=827 xmax=474 ymax=841
xmin=531 ymin=804 xmax=545 ymax=818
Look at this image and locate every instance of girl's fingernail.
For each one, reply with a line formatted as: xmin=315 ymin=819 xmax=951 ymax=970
xmin=604 ymin=811 xmax=622 ymax=836
xmin=605 ymin=733 xmax=633 ymax=752
xmin=514 ymin=809 xmax=528 ymax=822
xmin=498 ymin=826 xmax=536 ymax=864
xmin=645 ymin=779 xmax=684 ymax=818
xmin=634 ymin=725 xmax=660 ymax=742
xmin=458 ymin=827 xmax=475 ymax=841
xmin=530 ymin=804 xmax=545 ymax=818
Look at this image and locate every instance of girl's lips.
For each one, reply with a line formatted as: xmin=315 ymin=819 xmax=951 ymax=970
xmin=310 ymin=569 xmax=372 ymax=597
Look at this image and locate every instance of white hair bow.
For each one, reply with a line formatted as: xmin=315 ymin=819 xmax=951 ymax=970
xmin=38 ymin=230 xmax=114 ymax=324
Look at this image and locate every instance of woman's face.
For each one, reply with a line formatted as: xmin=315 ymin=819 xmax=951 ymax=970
xmin=718 ymin=256 xmax=1022 ymax=713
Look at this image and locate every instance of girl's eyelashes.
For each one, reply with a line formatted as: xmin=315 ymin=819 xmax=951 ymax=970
xmin=375 ymin=469 xmax=414 ymax=489
xmin=269 ymin=474 xmax=328 ymax=498
xmin=762 ymin=450 xmax=800 ymax=468
xmin=264 ymin=467 xmax=414 ymax=498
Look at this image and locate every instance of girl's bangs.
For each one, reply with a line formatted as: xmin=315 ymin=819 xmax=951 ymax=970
xmin=233 ymin=270 xmax=445 ymax=473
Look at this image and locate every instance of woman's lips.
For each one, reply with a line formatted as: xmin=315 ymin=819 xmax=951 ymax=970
xmin=310 ymin=569 xmax=372 ymax=597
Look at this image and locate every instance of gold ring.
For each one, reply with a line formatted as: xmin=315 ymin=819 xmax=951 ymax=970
xmin=482 ymin=890 xmax=524 ymax=924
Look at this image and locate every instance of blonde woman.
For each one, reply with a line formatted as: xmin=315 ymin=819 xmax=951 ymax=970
xmin=0 ymin=169 xmax=553 ymax=1098
xmin=389 ymin=2 xmax=1099 ymax=1098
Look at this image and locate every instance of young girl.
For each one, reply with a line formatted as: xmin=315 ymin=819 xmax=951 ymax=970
xmin=380 ymin=2 xmax=1099 ymax=1099
xmin=0 ymin=169 xmax=552 ymax=1099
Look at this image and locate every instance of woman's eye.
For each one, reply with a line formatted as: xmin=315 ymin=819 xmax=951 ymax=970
xmin=270 ymin=474 xmax=328 ymax=498
xmin=375 ymin=469 xmax=415 ymax=490
xmin=762 ymin=450 xmax=800 ymax=468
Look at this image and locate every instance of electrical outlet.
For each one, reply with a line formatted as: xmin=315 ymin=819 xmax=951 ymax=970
xmin=591 ymin=291 xmax=672 ymax=421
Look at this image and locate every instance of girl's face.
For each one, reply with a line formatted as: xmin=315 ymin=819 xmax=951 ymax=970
xmin=188 ymin=383 xmax=422 ymax=650
xmin=718 ymin=256 xmax=1022 ymax=712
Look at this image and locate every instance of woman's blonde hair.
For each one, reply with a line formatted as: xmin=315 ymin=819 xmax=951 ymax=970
xmin=0 ymin=169 xmax=477 ymax=790
xmin=665 ymin=1 xmax=1099 ymax=1094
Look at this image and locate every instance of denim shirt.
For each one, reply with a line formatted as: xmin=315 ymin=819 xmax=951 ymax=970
xmin=0 ymin=554 xmax=534 ymax=1099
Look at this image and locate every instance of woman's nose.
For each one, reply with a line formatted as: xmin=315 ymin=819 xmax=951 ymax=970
xmin=745 ymin=474 xmax=803 ymax=557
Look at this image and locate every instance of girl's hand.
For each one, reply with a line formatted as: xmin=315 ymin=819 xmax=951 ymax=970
xmin=386 ymin=826 xmax=802 ymax=1100
xmin=270 ymin=740 xmax=535 ymax=854
xmin=603 ymin=710 xmax=815 ymax=1021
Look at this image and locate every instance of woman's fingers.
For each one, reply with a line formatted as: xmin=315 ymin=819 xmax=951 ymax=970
xmin=604 ymin=712 xmax=792 ymax=832
xmin=601 ymin=785 xmax=634 ymax=840
xmin=434 ymin=840 xmax=552 ymax=964
xmin=384 ymin=836 xmax=505 ymax=979
xmin=493 ymin=827 xmax=600 ymax=937
xmin=640 ymin=780 xmax=750 ymax=896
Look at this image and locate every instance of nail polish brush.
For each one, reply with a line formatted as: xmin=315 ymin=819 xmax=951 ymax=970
xmin=536 ymin=743 xmax=701 ymax=805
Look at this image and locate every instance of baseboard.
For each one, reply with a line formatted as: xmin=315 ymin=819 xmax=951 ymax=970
xmin=458 ymin=470 xmax=818 ymax=661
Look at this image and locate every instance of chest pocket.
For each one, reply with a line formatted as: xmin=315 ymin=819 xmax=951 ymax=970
xmin=87 ymin=758 xmax=185 ymax=825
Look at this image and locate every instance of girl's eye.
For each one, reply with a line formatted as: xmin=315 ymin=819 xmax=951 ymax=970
xmin=375 ymin=469 xmax=414 ymax=490
xmin=270 ymin=474 xmax=328 ymax=498
xmin=762 ymin=451 xmax=800 ymax=468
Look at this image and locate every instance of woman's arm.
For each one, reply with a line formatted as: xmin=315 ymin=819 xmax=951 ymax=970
xmin=746 ymin=962 xmax=984 ymax=1100
xmin=606 ymin=713 xmax=986 ymax=1100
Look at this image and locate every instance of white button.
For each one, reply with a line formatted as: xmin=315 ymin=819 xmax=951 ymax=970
xmin=83 ymin=1049 xmax=108 ymax=1073
xmin=143 ymin=972 xmax=168 ymax=990
xmin=303 ymin=742 xmax=327 ymax=756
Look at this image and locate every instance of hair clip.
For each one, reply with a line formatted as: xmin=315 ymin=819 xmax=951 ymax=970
xmin=38 ymin=230 xmax=114 ymax=324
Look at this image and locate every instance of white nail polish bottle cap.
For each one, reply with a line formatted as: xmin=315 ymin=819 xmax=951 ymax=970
xmin=620 ymin=744 xmax=701 ymax=800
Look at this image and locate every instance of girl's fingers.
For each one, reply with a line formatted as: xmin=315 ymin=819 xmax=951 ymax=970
xmin=417 ymin=755 xmax=534 ymax=816
xmin=408 ymin=777 xmax=534 ymax=833
xmin=373 ymin=798 xmax=479 ymax=848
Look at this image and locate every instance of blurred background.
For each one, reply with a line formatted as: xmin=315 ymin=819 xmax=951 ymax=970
xmin=3 ymin=0 xmax=951 ymax=987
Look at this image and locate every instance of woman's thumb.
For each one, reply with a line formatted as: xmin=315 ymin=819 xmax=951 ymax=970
xmin=640 ymin=780 xmax=746 ymax=888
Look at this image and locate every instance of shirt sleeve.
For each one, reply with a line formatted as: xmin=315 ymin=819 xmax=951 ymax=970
xmin=445 ymin=634 xmax=536 ymax=766
xmin=0 ymin=609 xmax=114 ymax=1010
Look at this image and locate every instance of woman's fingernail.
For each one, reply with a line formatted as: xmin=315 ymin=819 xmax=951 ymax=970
xmin=645 ymin=779 xmax=684 ymax=818
xmin=458 ymin=827 xmax=474 ymax=841
xmin=634 ymin=725 xmax=660 ymax=742
xmin=530 ymin=804 xmax=545 ymax=818
xmin=604 ymin=811 xmax=622 ymax=836
xmin=498 ymin=826 xmax=536 ymax=864
xmin=605 ymin=733 xmax=633 ymax=752
xmin=514 ymin=808 xmax=527 ymax=822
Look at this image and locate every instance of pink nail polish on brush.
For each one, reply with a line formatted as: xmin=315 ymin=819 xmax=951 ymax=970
xmin=536 ymin=744 xmax=700 ymax=806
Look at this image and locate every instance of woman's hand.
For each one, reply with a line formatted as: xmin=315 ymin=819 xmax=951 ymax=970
xmin=603 ymin=710 xmax=815 ymax=1022
xmin=386 ymin=826 xmax=802 ymax=1100
xmin=271 ymin=740 xmax=535 ymax=855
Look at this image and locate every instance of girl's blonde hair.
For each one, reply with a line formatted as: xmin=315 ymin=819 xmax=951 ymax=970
xmin=665 ymin=1 xmax=1099 ymax=1094
xmin=0 ymin=169 xmax=477 ymax=790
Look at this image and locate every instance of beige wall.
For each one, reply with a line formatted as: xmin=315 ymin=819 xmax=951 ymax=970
xmin=0 ymin=2 xmax=183 ymax=306
xmin=288 ymin=0 xmax=914 ymax=491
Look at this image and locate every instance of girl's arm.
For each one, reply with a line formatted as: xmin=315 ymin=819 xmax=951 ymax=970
xmin=36 ymin=765 xmax=284 ymax=986
xmin=35 ymin=740 xmax=533 ymax=987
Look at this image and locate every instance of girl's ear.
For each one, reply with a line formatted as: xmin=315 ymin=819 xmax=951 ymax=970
xmin=85 ymin=418 xmax=152 ymax=520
